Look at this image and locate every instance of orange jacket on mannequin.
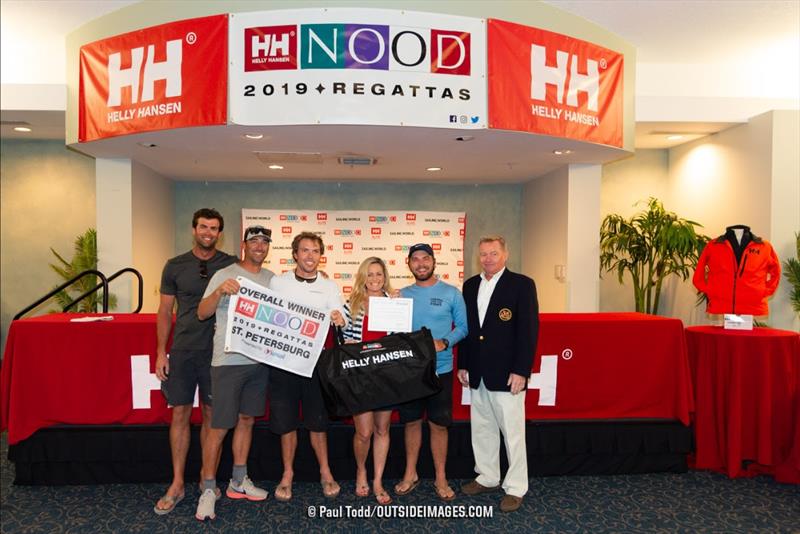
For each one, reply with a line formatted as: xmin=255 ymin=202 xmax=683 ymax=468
xmin=693 ymin=225 xmax=781 ymax=316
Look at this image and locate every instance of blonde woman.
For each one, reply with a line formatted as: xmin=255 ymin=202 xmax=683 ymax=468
xmin=342 ymin=257 xmax=396 ymax=505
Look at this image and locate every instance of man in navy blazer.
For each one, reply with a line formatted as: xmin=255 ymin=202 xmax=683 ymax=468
xmin=457 ymin=235 xmax=539 ymax=513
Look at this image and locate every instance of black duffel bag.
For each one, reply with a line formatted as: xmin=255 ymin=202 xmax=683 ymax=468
xmin=318 ymin=327 xmax=441 ymax=417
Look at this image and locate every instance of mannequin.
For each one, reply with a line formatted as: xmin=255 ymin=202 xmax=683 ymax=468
xmin=693 ymin=225 xmax=781 ymax=316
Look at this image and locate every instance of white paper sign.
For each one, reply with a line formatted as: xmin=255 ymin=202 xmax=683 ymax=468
xmin=368 ymin=296 xmax=413 ymax=332
xmin=224 ymin=277 xmax=330 ymax=377
xmin=724 ymin=314 xmax=754 ymax=330
xmin=229 ymin=8 xmax=487 ymax=129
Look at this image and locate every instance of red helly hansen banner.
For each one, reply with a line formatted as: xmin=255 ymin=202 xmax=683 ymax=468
xmin=487 ymin=18 xmax=624 ymax=148
xmin=79 ymin=15 xmax=228 ymax=142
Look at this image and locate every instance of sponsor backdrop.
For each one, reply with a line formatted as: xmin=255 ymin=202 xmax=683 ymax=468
xmin=229 ymin=8 xmax=486 ymax=129
xmin=242 ymin=209 xmax=466 ymax=294
xmin=487 ymin=18 xmax=624 ymax=148
xmin=79 ymin=14 xmax=228 ymax=142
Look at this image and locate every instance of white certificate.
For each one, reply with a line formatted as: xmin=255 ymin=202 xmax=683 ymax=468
xmin=368 ymin=297 xmax=413 ymax=333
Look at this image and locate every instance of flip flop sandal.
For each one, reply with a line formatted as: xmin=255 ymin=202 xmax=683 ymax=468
xmin=355 ymin=484 xmax=370 ymax=498
xmin=375 ymin=490 xmax=393 ymax=505
xmin=394 ymin=479 xmax=420 ymax=496
xmin=153 ymin=492 xmax=184 ymax=515
xmin=274 ymin=484 xmax=292 ymax=502
xmin=321 ymin=480 xmax=341 ymax=498
xmin=433 ymin=484 xmax=456 ymax=502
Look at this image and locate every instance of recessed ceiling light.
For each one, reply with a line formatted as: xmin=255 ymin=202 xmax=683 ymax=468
xmin=137 ymin=142 xmax=158 ymax=148
xmin=13 ymin=126 xmax=31 ymax=132
xmin=553 ymin=149 xmax=572 ymax=155
xmin=455 ymin=135 xmax=474 ymax=142
xmin=244 ymin=133 xmax=263 ymax=140
xmin=426 ymin=167 xmax=442 ymax=172
xmin=666 ymin=134 xmax=684 ymax=141
xmin=268 ymin=164 xmax=284 ymax=170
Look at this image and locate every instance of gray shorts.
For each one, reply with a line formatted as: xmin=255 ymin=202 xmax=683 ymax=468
xmin=161 ymin=349 xmax=212 ymax=406
xmin=210 ymin=364 xmax=269 ymax=429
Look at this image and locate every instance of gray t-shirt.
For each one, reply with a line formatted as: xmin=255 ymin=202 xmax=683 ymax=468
xmin=204 ymin=263 xmax=275 ymax=366
xmin=159 ymin=250 xmax=236 ymax=351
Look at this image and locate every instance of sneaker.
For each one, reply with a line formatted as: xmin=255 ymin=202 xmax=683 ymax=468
xmin=195 ymin=488 xmax=217 ymax=521
xmin=226 ymin=475 xmax=268 ymax=501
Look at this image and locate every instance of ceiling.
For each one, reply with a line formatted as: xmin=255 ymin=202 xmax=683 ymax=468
xmin=2 ymin=0 xmax=798 ymax=182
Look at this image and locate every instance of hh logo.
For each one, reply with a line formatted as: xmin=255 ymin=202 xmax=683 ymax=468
xmin=245 ymin=25 xmax=297 ymax=71
xmin=317 ymin=213 xmax=328 ymax=221
xmin=130 ymin=355 xmax=198 ymax=409
xmin=531 ymin=44 xmax=599 ymax=112
xmin=529 ymin=354 xmax=558 ymax=406
xmin=432 ymin=243 xmax=442 ymax=251
xmin=236 ymin=298 xmax=258 ymax=318
xmin=343 ymin=242 xmax=354 ymax=250
xmin=406 ymin=213 xmax=417 ymax=221
xmin=319 ymin=256 xmax=327 ymax=264
xmin=107 ymin=39 xmax=182 ymax=107
xmin=371 ymin=228 xmax=381 ymax=235
xmin=282 ymin=226 xmax=292 ymax=234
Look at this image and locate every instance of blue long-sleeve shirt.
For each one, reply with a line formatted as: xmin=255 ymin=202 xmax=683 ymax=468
xmin=401 ymin=280 xmax=468 ymax=375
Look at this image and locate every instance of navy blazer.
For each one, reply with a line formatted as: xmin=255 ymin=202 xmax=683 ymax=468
xmin=457 ymin=269 xmax=539 ymax=391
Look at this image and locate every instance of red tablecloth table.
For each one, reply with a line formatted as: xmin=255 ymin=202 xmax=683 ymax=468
xmin=686 ymin=325 xmax=800 ymax=484
xmin=1 ymin=312 xmax=693 ymax=445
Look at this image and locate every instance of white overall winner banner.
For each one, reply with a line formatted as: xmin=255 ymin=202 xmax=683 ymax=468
xmin=224 ymin=276 xmax=330 ymax=377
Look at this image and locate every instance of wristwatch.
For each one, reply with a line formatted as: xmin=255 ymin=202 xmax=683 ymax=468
xmin=441 ymin=338 xmax=450 ymax=349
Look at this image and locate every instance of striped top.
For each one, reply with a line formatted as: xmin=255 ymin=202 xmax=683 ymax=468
xmin=343 ymin=292 xmax=387 ymax=342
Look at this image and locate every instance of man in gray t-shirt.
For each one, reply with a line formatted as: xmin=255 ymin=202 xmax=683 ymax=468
xmin=194 ymin=226 xmax=275 ymax=521
xmin=154 ymin=208 xmax=235 ymax=516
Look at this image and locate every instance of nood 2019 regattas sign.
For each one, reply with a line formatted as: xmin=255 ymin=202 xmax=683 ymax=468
xmin=487 ymin=18 xmax=624 ymax=147
xmin=229 ymin=8 xmax=486 ymax=128
xmin=79 ymin=15 xmax=228 ymax=142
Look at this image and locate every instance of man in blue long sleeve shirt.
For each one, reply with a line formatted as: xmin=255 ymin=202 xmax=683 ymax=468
xmin=394 ymin=243 xmax=467 ymax=502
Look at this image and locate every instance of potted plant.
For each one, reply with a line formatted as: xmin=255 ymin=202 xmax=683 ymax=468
xmin=600 ymin=198 xmax=709 ymax=315
xmin=783 ymin=232 xmax=800 ymax=319
xmin=49 ymin=228 xmax=116 ymax=312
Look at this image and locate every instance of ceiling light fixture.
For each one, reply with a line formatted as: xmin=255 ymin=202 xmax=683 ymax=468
xmin=426 ymin=167 xmax=442 ymax=172
xmin=13 ymin=126 xmax=31 ymax=132
xmin=268 ymin=164 xmax=284 ymax=170
xmin=137 ymin=142 xmax=158 ymax=148
xmin=244 ymin=134 xmax=263 ymax=140
xmin=553 ymin=149 xmax=572 ymax=155
xmin=455 ymin=135 xmax=474 ymax=142
xmin=666 ymin=134 xmax=685 ymax=141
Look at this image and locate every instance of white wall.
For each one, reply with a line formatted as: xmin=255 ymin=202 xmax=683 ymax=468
xmin=131 ymin=161 xmax=174 ymax=313
xmin=96 ymin=158 xmax=133 ymax=311
xmin=522 ymin=166 xmax=568 ymax=312
xmin=768 ymin=110 xmax=800 ymax=331
xmin=566 ymin=164 xmax=601 ymax=311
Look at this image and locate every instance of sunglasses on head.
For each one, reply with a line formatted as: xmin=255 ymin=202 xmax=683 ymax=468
xmin=199 ymin=261 xmax=209 ymax=279
xmin=246 ymin=226 xmax=270 ymax=239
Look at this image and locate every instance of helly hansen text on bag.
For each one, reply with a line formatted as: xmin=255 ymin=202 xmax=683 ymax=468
xmin=318 ymin=327 xmax=441 ymax=417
